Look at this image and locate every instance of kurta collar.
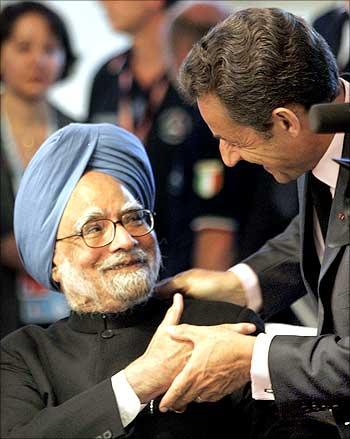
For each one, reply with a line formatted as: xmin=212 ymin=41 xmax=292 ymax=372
xmin=67 ymin=297 xmax=166 ymax=333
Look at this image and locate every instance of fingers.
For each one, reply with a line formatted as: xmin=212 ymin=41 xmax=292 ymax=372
xmin=159 ymin=293 xmax=184 ymax=327
xmin=154 ymin=277 xmax=177 ymax=297
xmin=165 ymin=322 xmax=256 ymax=342
xmin=155 ymin=275 xmax=186 ymax=297
xmin=233 ymin=322 xmax=256 ymax=335
xmin=159 ymin=363 xmax=193 ymax=412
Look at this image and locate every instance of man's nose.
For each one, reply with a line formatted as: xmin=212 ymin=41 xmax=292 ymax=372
xmin=109 ymin=224 xmax=138 ymax=252
xmin=219 ymin=140 xmax=241 ymax=167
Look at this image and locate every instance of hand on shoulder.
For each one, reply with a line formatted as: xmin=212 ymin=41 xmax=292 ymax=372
xmin=155 ymin=268 xmax=246 ymax=306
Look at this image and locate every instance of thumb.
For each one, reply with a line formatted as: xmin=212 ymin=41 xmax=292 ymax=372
xmin=232 ymin=322 xmax=256 ymax=335
xmin=159 ymin=293 xmax=184 ymax=327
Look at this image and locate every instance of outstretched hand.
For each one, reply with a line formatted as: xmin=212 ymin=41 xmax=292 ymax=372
xmin=159 ymin=322 xmax=257 ymax=413
xmin=155 ymin=268 xmax=246 ymax=306
xmin=125 ymin=293 xmax=193 ymax=404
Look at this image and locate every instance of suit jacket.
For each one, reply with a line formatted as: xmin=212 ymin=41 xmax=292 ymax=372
xmin=1 ymin=297 xmax=276 ymax=439
xmin=245 ymin=135 xmax=350 ymax=436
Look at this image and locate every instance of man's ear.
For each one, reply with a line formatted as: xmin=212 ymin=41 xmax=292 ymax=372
xmin=271 ymin=107 xmax=301 ymax=137
xmin=51 ymin=264 xmax=60 ymax=284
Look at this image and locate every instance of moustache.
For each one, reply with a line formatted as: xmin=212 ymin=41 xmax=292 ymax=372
xmin=97 ymin=249 xmax=148 ymax=271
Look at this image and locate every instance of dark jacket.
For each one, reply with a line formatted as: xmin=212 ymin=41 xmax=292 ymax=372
xmin=1 ymin=297 xmax=270 ymax=439
xmin=245 ymin=133 xmax=350 ymax=438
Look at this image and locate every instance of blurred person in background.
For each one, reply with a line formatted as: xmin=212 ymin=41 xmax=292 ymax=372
xmin=0 ymin=1 xmax=76 ymax=337
xmin=164 ymin=0 xmax=299 ymax=274
xmin=312 ymin=0 xmax=349 ymax=74
xmin=88 ymin=0 xmax=239 ymax=278
xmin=88 ymin=0 xmax=299 ymax=299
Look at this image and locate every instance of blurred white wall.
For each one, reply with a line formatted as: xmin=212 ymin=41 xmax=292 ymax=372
xmin=2 ymin=0 xmax=344 ymax=121
xmin=46 ymin=0 xmax=131 ymax=121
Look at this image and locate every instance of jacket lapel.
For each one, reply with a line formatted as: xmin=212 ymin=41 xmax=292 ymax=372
xmin=320 ymin=134 xmax=350 ymax=280
xmin=299 ymin=173 xmax=321 ymax=296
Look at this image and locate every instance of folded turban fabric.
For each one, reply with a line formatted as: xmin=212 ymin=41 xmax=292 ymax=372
xmin=14 ymin=123 xmax=155 ymax=291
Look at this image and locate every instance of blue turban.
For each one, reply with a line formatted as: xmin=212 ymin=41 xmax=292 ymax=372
xmin=14 ymin=123 xmax=155 ymax=291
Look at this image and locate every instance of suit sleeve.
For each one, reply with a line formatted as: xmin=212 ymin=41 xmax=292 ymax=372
xmin=269 ymin=334 xmax=350 ymax=415
xmin=1 ymin=345 xmax=126 ymax=439
xmin=243 ymin=214 xmax=307 ymax=320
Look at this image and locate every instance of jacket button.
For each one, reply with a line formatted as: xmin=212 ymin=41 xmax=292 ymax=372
xmin=103 ymin=430 xmax=112 ymax=438
xmin=101 ymin=329 xmax=114 ymax=339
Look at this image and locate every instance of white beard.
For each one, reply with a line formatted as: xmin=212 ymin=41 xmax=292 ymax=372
xmin=58 ymin=245 xmax=161 ymax=313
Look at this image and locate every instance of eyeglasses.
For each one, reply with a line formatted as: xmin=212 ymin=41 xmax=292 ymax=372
xmin=56 ymin=209 xmax=155 ymax=248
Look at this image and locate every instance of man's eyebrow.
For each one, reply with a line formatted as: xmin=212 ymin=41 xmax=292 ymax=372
xmin=213 ymin=134 xmax=244 ymax=147
xmin=73 ymin=201 xmax=144 ymax=232
xmin=122 ymin=200 xmax=143 ymax=213
xmin=74 ymin=208 xmax=105 ymax=233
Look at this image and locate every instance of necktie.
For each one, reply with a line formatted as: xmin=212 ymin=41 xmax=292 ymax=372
xmin=309 ymin=173 xmax=332 ymax=240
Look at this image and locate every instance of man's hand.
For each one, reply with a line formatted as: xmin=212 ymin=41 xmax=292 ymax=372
xmin=155 ymin=268 xmax=246 ymax=306
xmin=125 ymin=293 xmax=192 ymax=403
xmin=158 ymin=322 xmax=257 ymax=413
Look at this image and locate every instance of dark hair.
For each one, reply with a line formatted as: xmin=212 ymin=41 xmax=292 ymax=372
xmin=0 ymin=1 xmax=76 ymax=80
xmin=179 ymin=8 xmax=340 ymax=135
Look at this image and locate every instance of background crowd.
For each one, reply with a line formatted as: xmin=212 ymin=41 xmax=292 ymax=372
xmin=1 ymin=0 xmax=349 ymax=336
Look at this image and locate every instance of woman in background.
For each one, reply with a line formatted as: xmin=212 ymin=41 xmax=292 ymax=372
xmin=0 ymin=1 xmax=76 ymax=337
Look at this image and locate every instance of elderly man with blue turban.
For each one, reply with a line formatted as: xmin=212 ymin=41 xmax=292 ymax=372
xmin=2 ymin=123 xmax=313 ymax=439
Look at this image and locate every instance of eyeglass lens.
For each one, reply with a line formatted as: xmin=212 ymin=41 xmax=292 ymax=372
xmin=81 ymin=210 xmax=153 ymax=248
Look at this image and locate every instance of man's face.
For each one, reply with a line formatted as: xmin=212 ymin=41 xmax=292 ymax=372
xmin=100 ymin=0 xmax=162 ymax=35
xmin=52 ymin=171 xmax=160 ymax=313
xmin=197 ymin=93 xmax=319 ymax=183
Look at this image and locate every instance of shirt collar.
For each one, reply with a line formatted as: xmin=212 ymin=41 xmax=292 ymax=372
xmin=312 ymin=79 xmax=349 ymax=194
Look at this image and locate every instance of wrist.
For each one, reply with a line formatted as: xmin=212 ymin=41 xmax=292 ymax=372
xmin=222 ymin=271 xmax=246 ymax=306
xmin=125 ymin=357 xmax=163 ymax=404
xmin=244 ymin=336 xmax=256 ymax=382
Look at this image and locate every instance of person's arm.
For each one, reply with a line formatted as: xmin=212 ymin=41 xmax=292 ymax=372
xmin=156 ymin=214 xmax=306 ymax=319
xmin=156 ymin=268 xmax=247 ymax=305
xmin=1 ymin=351 xmax=126 ymax=439
xmin=192 ymin=228 xmax=235 ymax=271
xmin=268 ymin=334 xmax=350 ymax=416
xmin=1 ymin=295 xmax=191 ymax=438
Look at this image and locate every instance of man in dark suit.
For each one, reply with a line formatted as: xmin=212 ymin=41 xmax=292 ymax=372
xmin=156 ymin=8 xmax=349 ymax=439
xmin=2 ymin=122 xmax=294 ymax=439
